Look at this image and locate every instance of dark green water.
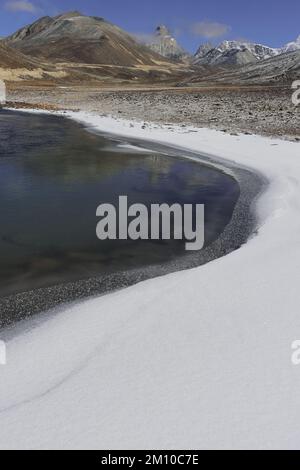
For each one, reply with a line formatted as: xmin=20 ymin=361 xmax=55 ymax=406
xmin=0 ymin=110 xmax=240 ymax=298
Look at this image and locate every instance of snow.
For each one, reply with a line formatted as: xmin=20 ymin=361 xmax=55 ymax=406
xmin=195 ymin=37 xmax=300 ymax=63
xmin=0 ymin=111 xmax=300 ymax=450
xmin=195 ymin=40 xmax=280 ymax=63
xmin=282 ymin=37 xmax=300 ymax=53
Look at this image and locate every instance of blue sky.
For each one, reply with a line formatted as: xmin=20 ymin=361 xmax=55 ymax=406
xmin=0 ymin=0 xmax=299 ymax=53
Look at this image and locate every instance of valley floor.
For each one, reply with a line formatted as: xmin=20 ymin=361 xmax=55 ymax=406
xmin=7 ymin=84 xmax=300 ymax=140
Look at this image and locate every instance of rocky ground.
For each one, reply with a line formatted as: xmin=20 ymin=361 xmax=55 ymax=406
xmin=6 ymin=84 xmax=300 ymax=140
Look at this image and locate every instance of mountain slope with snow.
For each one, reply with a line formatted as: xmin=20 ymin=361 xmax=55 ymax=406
xmin=282 ymin=35 xmax=300 ymax=53
xmin=194 ymin=37 xmax=300 ymax=66
xmin=186 ymin=49 xmax=300 ymax=85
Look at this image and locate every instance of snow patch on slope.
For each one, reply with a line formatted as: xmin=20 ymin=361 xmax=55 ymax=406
xmin=194 ymin=36 xmax=300 ymax=65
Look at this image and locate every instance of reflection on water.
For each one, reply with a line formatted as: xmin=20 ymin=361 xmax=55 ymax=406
xmin=0 ymin=110 xmax=240 ymax=297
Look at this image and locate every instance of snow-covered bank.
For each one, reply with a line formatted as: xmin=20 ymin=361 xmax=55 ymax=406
xmin=0 ymin=112 xmax=300 ymax=450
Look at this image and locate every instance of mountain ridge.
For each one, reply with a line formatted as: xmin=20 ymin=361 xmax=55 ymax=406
xmin=5 ymin=12 xmax=172 ymax=67
xmin=2 ymin=12 xmax=299 ymax=86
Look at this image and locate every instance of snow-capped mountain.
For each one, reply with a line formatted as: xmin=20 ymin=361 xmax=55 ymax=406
xmin=194 ymin=43 xmax=214 ymax=59
xmin=282 ymin=35 xmax=300 ymax=53
xmin=182 ymin=49 xmax=300 ymax=86
xmin=219 ymin=41 xmax=279 ymax=60
xmin=194 ymin=41 xmax=261 ymax=66
xmin=194 ymin=37 xmax=299 ymax=66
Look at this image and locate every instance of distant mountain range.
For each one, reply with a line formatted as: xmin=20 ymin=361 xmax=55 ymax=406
xmin=194 ymin=37 xmax=300 ymax=66
xmin=181 ymin=49 xmax=300 ymax=86
xmin=1 ymin=12 xmax=299 ymax=86
xmin=144 ymin=25 xmax=300 ymax=67
xmin=3 ymin=11 xmax=299 ymax=69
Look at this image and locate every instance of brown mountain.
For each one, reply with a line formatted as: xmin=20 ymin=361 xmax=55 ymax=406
xmin=0 ymin=42 xmax=37 ymax=69
xmin=6 ymin=11 xmax=170 ymax=66
xmin=0 ymin=40 xmax=70 ymax=84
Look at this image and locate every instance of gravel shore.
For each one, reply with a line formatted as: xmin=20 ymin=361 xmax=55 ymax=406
xmin=7 ymin=85 xmax=300 ymax=140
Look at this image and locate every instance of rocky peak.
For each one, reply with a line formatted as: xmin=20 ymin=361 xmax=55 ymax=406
xmin=148 ymin=25 xmax=190 ymax=62
xmin=54 ymin=11 xmax=85 ymax=20
xmin=194 ymin=42 xmax=214 ymax=58
xmin=155 ymin=25 xmax=171 ymax=38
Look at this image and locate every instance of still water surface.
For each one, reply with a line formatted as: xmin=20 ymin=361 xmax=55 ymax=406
xmin=0 ymin=110 xmax=240 ymax=297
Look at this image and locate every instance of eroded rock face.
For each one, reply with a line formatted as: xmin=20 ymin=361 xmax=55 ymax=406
xmin=148 ymin=25 xmax=191 ymax=63
xmin=8 ymin=16 xmax=54 ymax=42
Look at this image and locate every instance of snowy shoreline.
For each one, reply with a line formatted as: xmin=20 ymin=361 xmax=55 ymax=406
xmin=0 ymin=111 xmax=300 ymax=449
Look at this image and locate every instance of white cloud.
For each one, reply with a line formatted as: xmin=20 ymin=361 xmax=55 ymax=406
xmin=5 ymin=1 xmax=39 ymax=13
xmin=191 ymin=21 xmax=231 ymax=39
